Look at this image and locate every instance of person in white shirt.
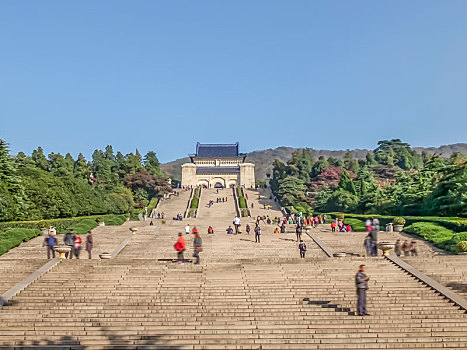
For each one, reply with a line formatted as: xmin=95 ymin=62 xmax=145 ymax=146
xmin=233 ymin=216 xmax=241 ymax=234
xmin=185 ymin=224 xmax=190 ymax=235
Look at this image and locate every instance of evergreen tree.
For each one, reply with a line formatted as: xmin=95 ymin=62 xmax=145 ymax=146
xmin=144 ymin=151 xmax=162 ymax=176
xmin=31 ymin=146 xmax=49 ymax=171
xmin=74 ymin=153 xmax=90 ymax=179
xmin=338 ymin=169 xmax=357 ymax=195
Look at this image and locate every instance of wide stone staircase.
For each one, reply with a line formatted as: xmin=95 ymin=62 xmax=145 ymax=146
xmin=2 ymin=195 xmax=467 ymax=349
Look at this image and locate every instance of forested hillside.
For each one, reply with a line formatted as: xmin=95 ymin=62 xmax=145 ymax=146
xmin=0 ymin=139 xmax=171 ymax=222
xmin=161 ymin=143 xmax=467 ymax=181
xmin=270 ymin=139 xmax=467 ymax=217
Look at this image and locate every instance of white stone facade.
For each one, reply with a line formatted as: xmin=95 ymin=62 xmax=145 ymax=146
xmin=181 ymin=144 xmax=255 ymax=188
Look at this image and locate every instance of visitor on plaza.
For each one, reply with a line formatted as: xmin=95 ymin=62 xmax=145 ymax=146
xmin=363 ymin=235 xmax=372 ymax=257
xmin=254 ymin=224 xmax=261 ymax=243
xmin=192 ymin=226 xmax=198 ymax=235
xmin=43 ymin=231 xmax=57 ymax=259
xmin=346 ymin=224 xmax=352 ymax=232
xmin=266 ymin=217 xmax=271 ymax=225
xmin=402 ymin=240 xmax=410 ymax=256
xmin=394 ymin=239 xmax=402 ymax=257
xmin=274 ymin=227 xmax=279 ymax=234
xmin=299 ymin=240 xmax=307 ymax=258
xmin=295 ymin=224 xmax=302 ymax=242
xmin=73 ymin=233 xmax=82 ymax=259
xmin=323 ymin=214 xmax=327 ymax=223
xmin=365 ymin=219 xmax=372 ymax=232
xmin=280 ymin=223 xmax=286 ymax=233
xmin=85 ymin=231 xmax=93 ymax=259
xmin=207 ymin=226 xmax=214 ymax=234
xmin=410 ymin=240 xmax=418 ymax=256
xmin=331 ymin=221 xmax=336 ymax=232
xmin=226 ymin=226 xmax=233 ymax=234
xmin=233 ymin=216 xmax=241 ymax=233
xmin=174 ymin=233 xmax=186 ymax=265
xmin=193 ymin=232 xmax=202 ymax=265
xmin=64 ymin=229 xmax=76 ymax=259
xmin=245 ymin=224 xmax=250 ymax=234
xmin=185 ymin=224 xmax=190 ymax=234
xmin=355 ymin=264 xmax=370 ymax=316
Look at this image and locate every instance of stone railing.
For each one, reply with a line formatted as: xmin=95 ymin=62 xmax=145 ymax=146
xmin=232 ymin=187 xmax=241 ymax=218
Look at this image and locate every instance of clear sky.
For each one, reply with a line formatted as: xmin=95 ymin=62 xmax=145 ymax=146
xmin=1 ymin=1 xmax=466 ymax=162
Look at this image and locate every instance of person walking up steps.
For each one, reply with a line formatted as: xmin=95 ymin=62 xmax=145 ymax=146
xmin=233 ymin=216 xmax=240 ymax=233
xmin=73 ymin=233 xmax=82 ymax=259
xmin=85 ymin=231 xmax=93 ymax=259
xmin=43 ymin=231 xmax=57 ymax=259
xmin=355 ymin=264 xmax=370 ymax=316
xmin=193 ymin=232 xmax=202 ymax=265
xmin=254 ymin=224 xmax=261 ymax=243
xmin=295 ymin=224 xmax=302 ymax=242
xmin=185 ymin=224 xmax=190 ymax=235
xmin=299 ymin=240 xmax=307 ymax=258
xmin=174 ymin=233 xmax=186 ymax=265
xmin=246 ymin=224 xmax=250 ymax=234
xmin=64 ymin=229 xmax=76 ymax=259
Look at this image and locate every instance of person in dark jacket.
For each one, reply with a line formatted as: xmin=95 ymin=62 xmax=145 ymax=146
xmin=193 ymin=232 xmax=202 ymax=265
xmin=394 ymin=239 xmax=402 ymax=257
xmin=64 ymin=229 xmax=76 ymax=259
xmin=43 ymin=232 xmax=57 ymax=259
xmin=355 ymin=264 xmax=370 ymax=316
xmin=254 ymin=224 xmax=261 ymax=243
xmin=298 ymin=240 xmax=306 ymax=258
xmin=295 ymin=225 xmax=302 ymax=242
xmin=86 ymin=231 xmax=93 ymax=259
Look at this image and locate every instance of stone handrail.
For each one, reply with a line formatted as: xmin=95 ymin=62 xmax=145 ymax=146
xmin=232 ymin=187 xmax=241 ymax=218
xmin=184 ymin=188 xmax=194 ymax=218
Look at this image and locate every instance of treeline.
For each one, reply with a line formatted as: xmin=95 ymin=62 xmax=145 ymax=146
xmin=270 ymin=139 xmax=467 ymax=217
xmin=0 ymin=139 xmax=172 ymax=221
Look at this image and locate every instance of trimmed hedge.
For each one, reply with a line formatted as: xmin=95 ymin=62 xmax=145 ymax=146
xmin=0 ymin=214 xmax=128 ymax=257
xmin=146 ymin=197 xmax=160 ymax=216
xmin=328 ymin=213 xmax=467 ymax=233
xmin=0 ymin=214 xmax=129 ymax=235
xmin=190 ymin=196 xmax=199 ymax=209
xmin=343 ymin=218 xmax=366 ymax=232
xmin=0 ymin=228 xmax=42 ymax=256
xmin=403 ymin=222 xmax=467 ymax=253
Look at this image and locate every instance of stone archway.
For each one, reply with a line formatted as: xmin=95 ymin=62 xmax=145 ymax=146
xmin=210 ymin=178 xmax=225 ymax=188
xmin=227 ymin=179 xmax=237 ymax=188
xmin=214 ymin=182 xmax=224 ymax=188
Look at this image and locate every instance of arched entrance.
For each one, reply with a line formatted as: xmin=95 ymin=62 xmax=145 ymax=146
xmin=214 ymin=182 xmax=224 ymax=188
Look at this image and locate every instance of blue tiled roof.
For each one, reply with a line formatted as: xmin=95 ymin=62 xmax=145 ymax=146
xmin=196 ymin=143 xmax=240 ymax=157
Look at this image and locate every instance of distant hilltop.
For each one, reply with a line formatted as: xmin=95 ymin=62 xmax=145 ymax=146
xmin=161 ymin=143 xmax=467 ymax=181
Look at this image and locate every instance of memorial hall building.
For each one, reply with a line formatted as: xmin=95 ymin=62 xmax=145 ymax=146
xmin=181 ymin=143 xmax=255 ymax=188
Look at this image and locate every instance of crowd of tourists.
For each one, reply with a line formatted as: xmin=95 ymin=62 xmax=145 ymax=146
xmin=43 ymin=229 xmax=93 ymax=259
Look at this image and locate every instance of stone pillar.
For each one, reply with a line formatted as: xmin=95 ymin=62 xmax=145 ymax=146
xmin=239 ymin=163 xmax=255 ymax=188
xmin=181 ymin=163 xmax=197 ymax=188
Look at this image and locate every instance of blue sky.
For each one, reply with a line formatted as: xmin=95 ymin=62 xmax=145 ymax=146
xmin=1 ymin=1 xmax=466 ymax=162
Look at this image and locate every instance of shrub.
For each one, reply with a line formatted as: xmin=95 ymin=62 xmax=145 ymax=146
xmin=101 ymin=214 xmax=127 ymax=226
xmin=0 ymin=228 xmax=41 ymax=256
xmin=146 ymin=197 xmax=160 ymax=216
xmin=343 ymin=218 xmax=366 ymax=232
xmin=190 ymin=197 xmax=199 ymax=209
xmin=337 ymin=213 xmax=345 ymax=220
xmin=456 ymin=241 xmax=467 ymax=253
xmin=393 ymin=217 xmax=406 ymax=226
xmin=67 ymin=218 xmax=99 ymax=235
xmin=238 ymin=196 xmax=247 ymax=209
xmin=241 ymin=208 xmax=249 ymax=217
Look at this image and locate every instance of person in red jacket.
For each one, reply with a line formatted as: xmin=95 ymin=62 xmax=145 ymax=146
xmin=174 ymin=233 xmax=186 ymax=265
xmin=331 ymin=221 xmax=336 ymax=232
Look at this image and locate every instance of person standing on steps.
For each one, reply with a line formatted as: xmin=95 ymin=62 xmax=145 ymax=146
xmin=355 ymin=264 xmax=370 ymax=316
xmin=192 ymin=226 xmax=198 ymax=235
xmin=64 ymin=229 xmax=76 ymax=259
xmin=364 ymin=235 xmax=372 ymax=257
xmin=402 ymin=240 xmax=410 ymax=256
xmin=410 ymin=240 xmax=418 ymax=256
xmin=331 ymin=221 xmax=336 ymax=232
xmin=299 ymin=240 xmax=307 ymax=258
xmin=208 ymin=226 xmax=214 ymax=234
xmin=394 ymin=239 xmax=401 ymax=257
xmin=43 ymin=231 xmax=57 ymax=259
xmin=174 ymin=233 xmax=186 ymax=265
xmin=85 ymin=231 xmax=93 ymax=259
xmin=233 ymin=216 xmax=240 ymax=233
xmin=193 ymin=232 xmax=202 ymax=265
xmin=246 ymin=224 xmax=250 ymax=234
xmin=254 ymin=224 xmax=261 ymax=243
xmin=295 ymin=224 xmax=302 ymax=242
xmin=74 ymin=233 xmax=82 ymax=259
xmin=185 ymin=224 xmax=191 ymax=235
